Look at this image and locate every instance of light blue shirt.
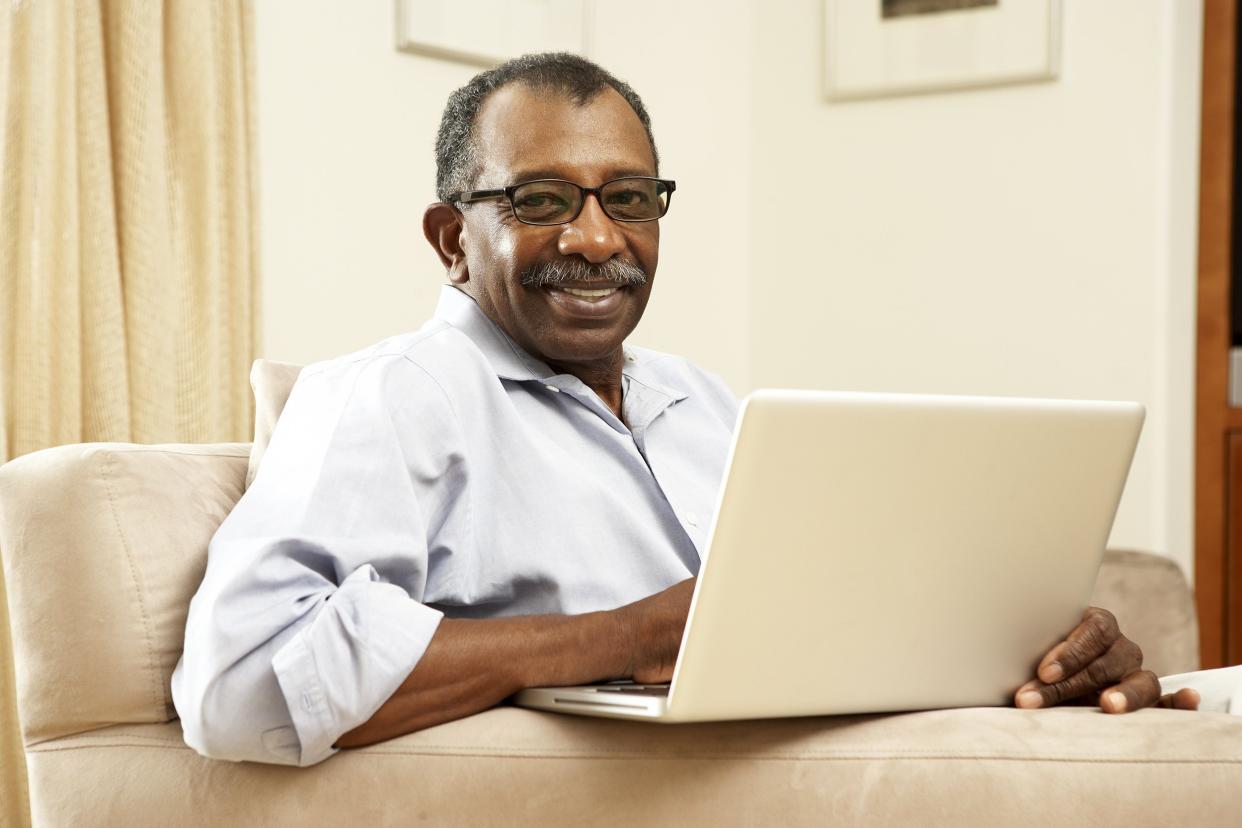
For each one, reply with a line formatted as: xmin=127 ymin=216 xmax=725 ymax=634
xmin=172 ymin=285 xmax=739 ymax=766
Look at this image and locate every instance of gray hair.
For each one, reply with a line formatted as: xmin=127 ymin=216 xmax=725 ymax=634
xmin=434 ymin=52 xmax=659 ymax=202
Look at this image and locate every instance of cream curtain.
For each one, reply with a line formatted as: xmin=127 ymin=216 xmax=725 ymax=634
xmin=0 ymin=2 xmax=260 ymax=824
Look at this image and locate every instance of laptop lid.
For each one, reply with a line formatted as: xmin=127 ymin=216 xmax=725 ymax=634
xmin=663 ymin=390 xmax=1144 ymax=722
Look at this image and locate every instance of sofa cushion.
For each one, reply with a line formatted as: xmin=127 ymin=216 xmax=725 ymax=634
xmin=0 ymin=443 xmax=249 ymax=744
xmin=23 ymin=706 xmax=1242 ymax=826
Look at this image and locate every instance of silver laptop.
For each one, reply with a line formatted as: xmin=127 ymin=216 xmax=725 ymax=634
xmin=513 ymin=389 xmax=1144 ymax=722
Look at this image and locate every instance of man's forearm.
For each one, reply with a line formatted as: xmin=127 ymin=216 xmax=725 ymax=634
xmin=334 ymin=608 xmax=630 ymax=749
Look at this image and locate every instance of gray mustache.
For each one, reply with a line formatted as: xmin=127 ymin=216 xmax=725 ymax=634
xmin=519 ymin=257 xmax=648 ymax=288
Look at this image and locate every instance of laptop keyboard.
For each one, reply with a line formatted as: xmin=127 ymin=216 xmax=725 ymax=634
xmin=593 ymin=684 xmax=670 ymax=697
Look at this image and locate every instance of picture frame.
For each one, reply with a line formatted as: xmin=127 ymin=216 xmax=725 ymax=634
xmin=394 ymin=0 xmax=592 ymax=68
xmin=823 ymin=0 xmax=1062 ymax=101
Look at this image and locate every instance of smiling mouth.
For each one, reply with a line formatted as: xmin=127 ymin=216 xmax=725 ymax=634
xmin=542 ymin=283 xmax=629 ymax=318
xmin=555 ymin=285 xmax=621 ymax=300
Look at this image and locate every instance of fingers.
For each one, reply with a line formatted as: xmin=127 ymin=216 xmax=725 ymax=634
xmin=1016 ymin=606 xmax=1199 ymax=715
xmin=1154 ymin=687 xmax=1201 ymax=711
xmin=1097 ymin=670 xmax=1162 ymax=713
xmin=1037 ymin=607 xmax=1123 ymax=684
xmin=1016 ymin=636 xmax=1142 ymax=708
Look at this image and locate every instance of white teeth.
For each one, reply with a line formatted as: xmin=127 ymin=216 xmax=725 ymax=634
xmin=560 ymin=286 xmax=619 ymax=299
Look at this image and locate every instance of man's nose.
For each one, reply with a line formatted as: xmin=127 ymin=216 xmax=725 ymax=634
xmin=557 ymin=193 xmax=626 ymax=263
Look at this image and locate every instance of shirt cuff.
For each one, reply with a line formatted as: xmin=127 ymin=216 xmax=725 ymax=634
xmin=271 ymin=564 xmax=444 ymax=766
xmin=1160 ymin=665 xmax=1242 ymax=715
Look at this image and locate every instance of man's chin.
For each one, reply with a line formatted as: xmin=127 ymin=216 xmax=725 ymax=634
xmin=527 ymin=325 xmax=635 ymax=369
xmin=538 ymin=340 xmax=629 ymax=368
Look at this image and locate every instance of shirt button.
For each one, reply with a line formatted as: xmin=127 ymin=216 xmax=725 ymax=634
xmin=545 ymin=385 xmax=560 ymax=393
xmin=685 ymin=512 xmax=698 ymax=527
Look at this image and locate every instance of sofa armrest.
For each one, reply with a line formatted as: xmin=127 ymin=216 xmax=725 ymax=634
xmin=0 ymin=442 xmax=250 ymax=746
xmin=1090 ymin=549 xmax=1198 ymax=676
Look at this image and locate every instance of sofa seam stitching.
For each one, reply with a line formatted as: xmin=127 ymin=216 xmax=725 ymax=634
xmin=23 ymin=741 xmax=1242 ymax=764
xmin=98 ymin=448 xmax=250 ymax=459
xmin=101 ymin=452 xmax=166 ymax=718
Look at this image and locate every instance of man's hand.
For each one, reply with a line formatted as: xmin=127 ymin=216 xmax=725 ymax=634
xmin=1014 ymin=606 xmax=1200 ymax=713
xmin=615 ymin=577 xmax=696 ymax=684
xmin=336 ymin=578 xmax=697 ymax=749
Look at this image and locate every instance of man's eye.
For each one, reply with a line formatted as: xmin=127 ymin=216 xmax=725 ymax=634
xmin=606 ymin=189 xmax=648 ymax=205
xmin=517 ymin=193 xmax=569 ymax=209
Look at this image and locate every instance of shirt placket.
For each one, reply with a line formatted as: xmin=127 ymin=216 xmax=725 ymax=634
xmin=536 ymin=374 xmax=702 ymax=568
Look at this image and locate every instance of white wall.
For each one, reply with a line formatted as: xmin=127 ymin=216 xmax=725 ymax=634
xmin=256 ymin=0 xmax=1201 ymax=578
xmin=255 ymin=1 xmax=476 ymax=365
xmin=745 ymin=0 xmax=1201 ymax=578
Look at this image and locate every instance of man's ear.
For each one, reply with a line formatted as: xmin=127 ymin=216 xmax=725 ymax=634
xmin=423 ymin=202 xmax=470 ymax=284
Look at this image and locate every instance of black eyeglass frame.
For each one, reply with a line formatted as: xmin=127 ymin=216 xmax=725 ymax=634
xmin=448 ymin=176 xmax=677 ymax=225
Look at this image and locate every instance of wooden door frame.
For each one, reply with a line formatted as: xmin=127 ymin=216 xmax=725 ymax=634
xmin=1196 ymin=0 xmax=1238 ymax=669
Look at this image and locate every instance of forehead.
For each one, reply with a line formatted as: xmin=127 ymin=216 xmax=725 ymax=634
xmin=472 ymin=83 xmax=656 ymax=185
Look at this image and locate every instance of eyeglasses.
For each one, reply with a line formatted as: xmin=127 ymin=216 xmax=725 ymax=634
xmin=449 ymin=177 xmax=676 ymax=226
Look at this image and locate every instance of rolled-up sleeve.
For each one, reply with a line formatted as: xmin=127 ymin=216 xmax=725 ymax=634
xmin=172 ymin=353 xmax=467 ymax=766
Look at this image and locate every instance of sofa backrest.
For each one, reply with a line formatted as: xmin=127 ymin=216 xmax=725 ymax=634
xmin=0 ymin=443 xmax=249 ymax=745
xmin=246 ymin=358 xmax=302 ymax=487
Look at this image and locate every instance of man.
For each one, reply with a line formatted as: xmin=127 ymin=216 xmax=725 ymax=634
xmin=171 ymin=53 xmax=1195 ymax=768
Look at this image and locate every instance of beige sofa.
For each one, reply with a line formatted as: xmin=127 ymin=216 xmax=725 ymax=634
xmin=1 ymin=427 xmax=1241 ymax=824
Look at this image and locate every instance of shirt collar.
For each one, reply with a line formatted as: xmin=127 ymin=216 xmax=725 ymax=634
xmin=433 ymin=285 xmax=555 ymax=382
xmin=432 ymin=284 xmax=688 ymax=405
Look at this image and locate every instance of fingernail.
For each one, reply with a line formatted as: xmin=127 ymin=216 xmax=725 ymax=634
xmin=1105 ymin=691 xmax=1128 ymax=713
xmin=1018 ymin=690 xmax=1043 ymax=709
xmin=1042 ymin=662 xmax=1063 ymax=682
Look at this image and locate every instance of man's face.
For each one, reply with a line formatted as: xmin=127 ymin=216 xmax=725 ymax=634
xmin=453 ymin=84 xmax=660 ymax=369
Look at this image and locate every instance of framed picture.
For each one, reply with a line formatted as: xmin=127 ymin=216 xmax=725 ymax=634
xmin=823 ymin=0 xmax=1062 ymax=101
xmin=395 ymin=0 xmax=592 ymax=67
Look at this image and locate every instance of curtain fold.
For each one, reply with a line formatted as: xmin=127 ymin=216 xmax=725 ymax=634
xmin=0 ymin=2 xmax=260 ymax=824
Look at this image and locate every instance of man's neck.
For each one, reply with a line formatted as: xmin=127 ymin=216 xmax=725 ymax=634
xmin=546 ymin=355 xmax=625 ymax=419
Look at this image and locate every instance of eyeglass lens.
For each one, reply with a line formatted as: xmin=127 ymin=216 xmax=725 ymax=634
xmin=511 ymin=178 xmax=670 ymax=225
